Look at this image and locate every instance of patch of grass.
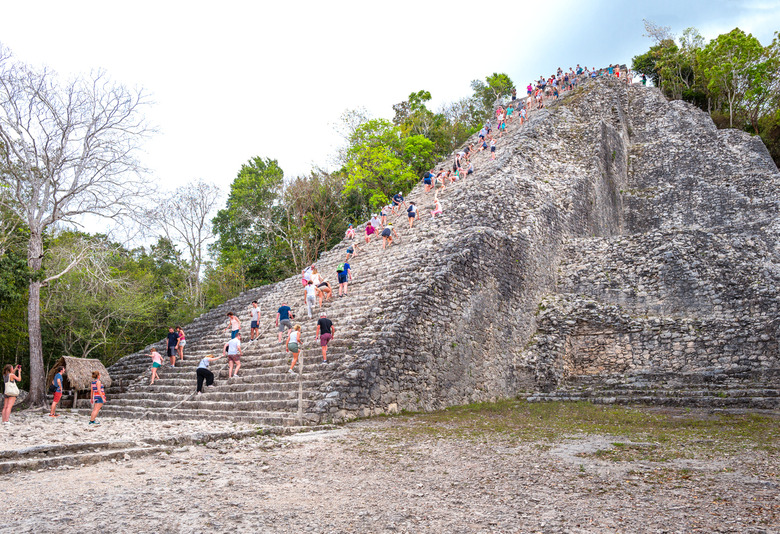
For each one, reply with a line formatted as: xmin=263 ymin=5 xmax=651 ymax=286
xmin=367 ymin=400 xmax=780 ymax=460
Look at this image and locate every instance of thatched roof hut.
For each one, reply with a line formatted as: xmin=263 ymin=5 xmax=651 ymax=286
xmin=46 ymin=356 xmax=112 ymax=391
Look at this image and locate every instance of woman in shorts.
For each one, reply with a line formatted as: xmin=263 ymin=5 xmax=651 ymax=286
xmin=310 ymin=267 xmax=332 ymax=304
xmin=346 ymin=240 xmax=362 ymax=261
xmin=407 ymin=202 xmax=417 ymax=228
xmin=345 ymin=224 xmax=355 ymax=240
xmin=148 ymin=348 xmax=163 ymax=385
xmin=176 ymin=326 xmax=186 ymax=361
xmin=381 ymin=205 xmax=391 ymax=227
xmin=89 ymin=370 xmax=106 ymax=426
xmin=435 ymin=172 xmax=447 ymax=192
xmin=286 ymin=325 xmax=302 ymax=375
xmin=2 ymin=364 xmax=21 ymax=424
xmin=381 ymin=223 xmax=398 ymax=249
xmin=364 ymin=221 xmax=375 ymax=244
xmin=490 ymin=138 xmax=497 ymax=160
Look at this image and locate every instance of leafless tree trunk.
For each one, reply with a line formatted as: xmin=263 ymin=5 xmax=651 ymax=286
xmin=150 ymin=180 xmax=221 ymax=308
xmin=0 ymin=46 xmax=151 ymax=405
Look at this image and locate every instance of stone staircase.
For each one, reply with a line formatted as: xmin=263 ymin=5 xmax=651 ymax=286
xmin=102 ymin=77 xmax=780 ymax=422
xmin=528 ymin=370 xmax=780 ymax=409
xmin=100 ymin=96 xmax=549 ymax=425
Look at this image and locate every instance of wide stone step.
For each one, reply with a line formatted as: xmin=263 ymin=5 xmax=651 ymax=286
xmin=111 ymin=388 xmax=316 ymax=402
xmin=94 ymin=405 xmax=309 ymax=425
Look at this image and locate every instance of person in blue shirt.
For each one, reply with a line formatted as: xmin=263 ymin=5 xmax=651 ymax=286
xmin=337 ymin=261 xmax=352 ymax=297
xmin=49 ymin=366 xmax=65 ymax=417
xmin=391 ymin=192 xmax=406 ymax=214
xmin=276 ymin=301 xmax=294 ymax=344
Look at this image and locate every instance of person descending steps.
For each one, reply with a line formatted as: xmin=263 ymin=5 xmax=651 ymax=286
xmin=196 ymin=354 xmax=222 ymax=395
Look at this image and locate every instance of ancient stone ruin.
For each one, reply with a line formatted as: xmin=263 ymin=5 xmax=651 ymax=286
xmin=104 ymin=78 xmax=780 ymax=427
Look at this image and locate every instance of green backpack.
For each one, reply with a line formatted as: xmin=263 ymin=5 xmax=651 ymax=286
xmin=336 ymin=263 xmax=345 ymax=273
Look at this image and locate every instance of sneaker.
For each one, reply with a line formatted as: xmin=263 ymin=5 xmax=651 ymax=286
xmin=287 ymin=369 xmax=295 ymax=375
xmin=197 ymin=392 xmax=202 ymax=395
xmin=207 ymin=384 xmax=215 ymax=388
xmin=322 ymin=359 xmax=329 ymax=364
xmin=88 ymin=421 xmax=95 ymax=425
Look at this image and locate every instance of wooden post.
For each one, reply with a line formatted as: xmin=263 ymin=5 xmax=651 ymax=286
xmin=72 ymin=389 xmax=78 ymax=409
xmin=297 ymin=348 xmax=303 ymax=426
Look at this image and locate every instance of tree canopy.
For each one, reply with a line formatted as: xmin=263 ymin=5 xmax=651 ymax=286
xmin=633 ymin=25 xmax=780 ymax=165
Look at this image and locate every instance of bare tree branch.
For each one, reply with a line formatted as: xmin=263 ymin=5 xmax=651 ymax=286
xmin=0 ymin=44 xmax=154 ymax=404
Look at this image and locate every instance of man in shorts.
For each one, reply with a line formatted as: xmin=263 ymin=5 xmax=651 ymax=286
xmin=276 ymin=301 xmax=294 ymax=344
xmin=49 ymin=366 xmax=65 ymax=417
xmin=336 ymin=260 xmax=352 ymax=296
xmin=391 ymin=192 xmax=406 ymax=214
xmin=223 ymin=332 xmax=243 ymax=378
xmin=423 ymin=171 xmax=434 ymax=193
xmin=166 ymin=327 xmax=179 ymax=367
xmin=249 ymin=301 xmax=260 ymax=342
xmin=315 ymin=312 xmax=334 ymax=363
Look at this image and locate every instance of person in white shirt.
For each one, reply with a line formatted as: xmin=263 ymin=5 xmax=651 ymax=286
xmin=304 ymin=281 xmax=317 ymax=318
xmin=249 ymin=301 xmax=260 ymax=342
xmin=223 ymin=333 xmax=243 ymax=379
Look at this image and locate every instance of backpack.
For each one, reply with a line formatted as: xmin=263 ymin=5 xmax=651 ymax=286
xmin=336 ymin=263 xmax=345 ymax=273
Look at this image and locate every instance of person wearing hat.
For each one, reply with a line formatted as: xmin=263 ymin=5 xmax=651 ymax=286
xmin=370 ymin=213 xmax=383 ymax=232
xmin=381 ymin=222 xmax=399 ymax=250
xmin=315 ymin=312 xmax=334 ymax=364
xmin=391 ymin=191 xmax=406 ymax=214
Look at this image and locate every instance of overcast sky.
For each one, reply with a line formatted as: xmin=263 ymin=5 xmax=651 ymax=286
xmin=1 ymin=0 xmax=778 ymax=217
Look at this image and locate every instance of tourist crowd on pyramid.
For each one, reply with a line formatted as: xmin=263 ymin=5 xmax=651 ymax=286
xmin=3 ymin=63 xmax=634 ymax=425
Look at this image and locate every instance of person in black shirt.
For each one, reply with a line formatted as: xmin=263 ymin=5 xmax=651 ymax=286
xmin=315 ymin=312 xmax=334 ymax=363
xmin=166 ymin=327 xmax=179 ymax=367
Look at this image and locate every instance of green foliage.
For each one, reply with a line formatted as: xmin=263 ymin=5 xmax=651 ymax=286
xmin=211 ymin=156 xmax=288 ymax=287
xmin=699 ymin=28 xmax=766 ymax=127
xmin=344 ymin=119 xmax=421 ymax=211
xmin=634 ymin=26 xmax=780 ymax=166
xmin=39 ymin=232 xmax=195 ymax=366
xmin=471 ymin=73 xmax=515 ymax=121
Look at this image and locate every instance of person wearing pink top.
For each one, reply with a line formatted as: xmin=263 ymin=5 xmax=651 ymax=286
xmin=364 ymin=221 xmax=376 ymax=244
xmin=148 ymin=348 xmax=163 ymax=385
xmin=431 ymin=197 xmax=443 ymax=218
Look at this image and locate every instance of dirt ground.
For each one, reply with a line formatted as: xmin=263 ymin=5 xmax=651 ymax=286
xmin=1 ymin=404 xmax=778 ymax=533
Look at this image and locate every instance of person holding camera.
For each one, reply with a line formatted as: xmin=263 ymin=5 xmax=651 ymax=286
xmin=49 ymin=366 xmax=65 ymax=417
xmin=2 ymin=364 xmax=22 ymax=424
